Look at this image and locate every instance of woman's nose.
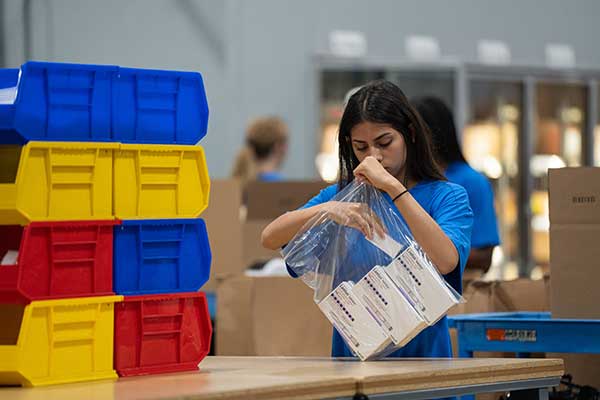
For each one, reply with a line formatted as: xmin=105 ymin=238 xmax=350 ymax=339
xmin=368 ymin=147 xmax=384 ymax=162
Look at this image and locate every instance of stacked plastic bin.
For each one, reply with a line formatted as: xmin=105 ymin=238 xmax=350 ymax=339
xmin=0 ymin=61 xmax=212 ymax=386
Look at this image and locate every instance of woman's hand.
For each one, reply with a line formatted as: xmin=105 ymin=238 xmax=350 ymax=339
xmin=320 ymin=201 xmax=387 ymax=240
xmin=353 ymin=156 xmax=404 ymax=196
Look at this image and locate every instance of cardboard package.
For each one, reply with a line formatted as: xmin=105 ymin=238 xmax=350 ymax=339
xmin=449 ymin=277 xmax=550 ymax=317
xmin=204 ymin=180 xmax=327 ymax=282
xmin=242 ymin=220 xmax=280 ymax=268
xmin=243 ymin=181 xmax=327 ymax=268
xmin=448 ymin=280 xmax=495 ymax=316
xmin=549 ymin=167 xmax=600 ymax=388
xmin=207 ymin=181 xmax=331 ymax=356
xmin=448 ymin=277 xmax=550 ymax=400
xmin=202 ymin=180 xmax=244 ymax=291
xmin=203 ymin=180 xmax=326 ymax=287
xmin=244 ymin=181 xmax=328 ymax=221
xmin=216 ymin=275 xmax=332 ymax=356
xmin=493 ymin=277 xmax=550 ymax=312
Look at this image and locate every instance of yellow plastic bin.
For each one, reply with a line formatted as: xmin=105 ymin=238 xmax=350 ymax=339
xmin=0 ymin=142 xmax=116 ymax=225
xmin=0 ymin=295 xmax=122 ymax=387
xmin=113 ymin=144 xmax=210 ymax=219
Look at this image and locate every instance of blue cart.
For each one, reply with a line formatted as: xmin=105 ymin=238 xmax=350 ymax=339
xmin=448 ymin=312 xmax=600 ymax=399
xmin=448 ymin=312 xmax=600 ymax=358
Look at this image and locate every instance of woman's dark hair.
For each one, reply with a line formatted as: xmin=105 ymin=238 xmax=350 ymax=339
xmin=412 ymin=96 xmax=467 ymax=165
xmin=338 ymin=80 xmax=445 ymax=189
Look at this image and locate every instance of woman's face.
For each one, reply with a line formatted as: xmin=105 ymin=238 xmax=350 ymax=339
xmin=350 ymin=121 xmax=408 ymax=181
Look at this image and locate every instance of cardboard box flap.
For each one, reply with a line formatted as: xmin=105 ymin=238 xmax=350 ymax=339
xmin=494 ymin=278 xmax=549 ymax=312
xmin=549 ymin=167 xmax=600 ymax=224
xmin=550 ymin=225 xmax=600 ymax=319
xmin=216 ymin=276 xmax=331 ymax=356
xmin=245 ymin=181 xmax=328 ymax=220
xmin=204 ymin=179 xmax=243 ymax=278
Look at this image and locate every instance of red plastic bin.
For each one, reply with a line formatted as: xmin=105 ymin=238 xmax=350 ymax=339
xmin=114 ymin=292 xmax=212 ymax=377
xmin=0 ymin=221 xmax=117 ymax=303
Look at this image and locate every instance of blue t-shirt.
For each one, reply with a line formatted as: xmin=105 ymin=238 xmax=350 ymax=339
xmin=445 ymin=162 xmax=500 ymax=249
xmin=258 ymin=171 xmax=284 ymax=182
xmin=298 ymin=180 xmax=473 ymax=359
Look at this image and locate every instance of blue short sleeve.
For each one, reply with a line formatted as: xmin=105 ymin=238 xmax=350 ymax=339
xmin=258 ymin=171 xmax=284 ymax=182
xmin=445 ymin=162 xmax=500 ymax=249
xmin=418 ymin=182 xmax=473 ymax=293
xmin=469 ymin=177 xmax=500 ymax=248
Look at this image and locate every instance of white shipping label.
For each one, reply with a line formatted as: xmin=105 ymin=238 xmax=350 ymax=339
xmin=354 ymin=266 xmax=427 ymax=346
xmin=318 ymin=281 xmax=390 ymax=360
xmin=367 ymin=233 xmax=404 ymax=258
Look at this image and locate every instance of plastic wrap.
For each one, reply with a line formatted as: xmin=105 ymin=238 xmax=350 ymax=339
xmin=282 ymin=180 xmax=463 ymax=360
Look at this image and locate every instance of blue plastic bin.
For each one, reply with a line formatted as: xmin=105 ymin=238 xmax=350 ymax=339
xmin=113 ymin=218 xmax=211 ymax=295
xmin=0 ymin=61 xmax=209 ymax=144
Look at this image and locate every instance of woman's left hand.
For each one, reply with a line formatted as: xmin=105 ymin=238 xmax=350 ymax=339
xmin=353 ymin=156 xmax=403 ymax=195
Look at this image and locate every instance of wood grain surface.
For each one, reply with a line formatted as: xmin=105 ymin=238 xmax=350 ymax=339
xmin=0 ymin=356 xmax=564 ymax=400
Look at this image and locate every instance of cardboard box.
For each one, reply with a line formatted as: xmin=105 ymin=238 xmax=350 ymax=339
xmin=242 ymin=219 xmax=280 ymax=268
xmin=448 ymin=280 xmax=496 ymax=316
xmin=242 ymin=180 xmax=327 ymax=267
xmin=493 ymin=277 xmax=550 ymax=312
xmin=449 ymin=277 xmax=550 ymax=316
xmin=245 ymin=181 xmax=328 ymax=220
xmin=216 ymin=275 xmax=332 ymax=356
xmin=202 ymin=180 xmax=244 ymax=289
xmin=549 ymin=167 xmax=600 ymax=388
xmin=448 ymin=277 xmax=550 ymax=362
xmin=204 ymin=180 xmax=327 ymax=284
xmin=549 ymin=167 xmax=600 ymax=318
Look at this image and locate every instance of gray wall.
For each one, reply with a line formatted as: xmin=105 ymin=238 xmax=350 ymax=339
xmin=2 ymin=0 xmax=600 ymax=178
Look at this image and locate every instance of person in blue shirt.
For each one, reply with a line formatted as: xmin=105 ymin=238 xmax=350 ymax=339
xmin=231 ymin=116 xmax=288 ymax=183
xmin=413 ymin=97 xmax=500 ymax=279
xmin=261 ymin=80 xmax=473 ymax=364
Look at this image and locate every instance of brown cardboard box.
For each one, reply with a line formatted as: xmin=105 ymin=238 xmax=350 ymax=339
xmin=549 ymin=167 xmax=600 ymax=388
xmin=448 ymin=278 xmax=550 ymax=359
xmin=203 ymin=180 xmax=327 ymax=285
xmin=216 ymin=275 xmax=332 ymax=356
xmin=242 ymin=181 xmax=327 ymax=268
xmin=449 ymin=277 xmax=550 ymax=317
xmin=449 ymin=278 xmax=550 ymax=400
xmin=448 ymin=278 xmax=550 ymax=400
xmin=202 ymin=180 xmax=244 ymax=289
xmin=242 ymin=219 xmax=280 ymax=267
xmin=448 ymin=280 xmax=495 ymax=316
xmin=245 ymin=181 xmax=328 ymax=220
xmin=549 ymin=167 xmax=600 ymax=318
xmin=493 ymin=277 xmax=550 ymax=312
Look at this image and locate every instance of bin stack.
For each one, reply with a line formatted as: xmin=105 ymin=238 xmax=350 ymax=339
xmin=0 ymin=61 xmax=212 ymax=386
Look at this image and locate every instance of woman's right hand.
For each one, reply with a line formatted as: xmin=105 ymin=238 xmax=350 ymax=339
xmin=320 ymin=201 xmax=387 ymax=240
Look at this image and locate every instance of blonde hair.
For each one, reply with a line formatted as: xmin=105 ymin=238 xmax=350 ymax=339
xmin=231 ymin=116 xmax=288 ymax=183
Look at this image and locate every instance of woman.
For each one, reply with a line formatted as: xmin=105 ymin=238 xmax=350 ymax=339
xmin=231 ymin=116 xmax=288 ymax=184
xmin=413 ymin=96 xmax=500 ymax=279
xmin=262 ymin=80 xmax=473 ymax=360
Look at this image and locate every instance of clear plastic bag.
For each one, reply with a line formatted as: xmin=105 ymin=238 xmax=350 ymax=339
xmin=282 ymin=180 xmax=463 ymax=360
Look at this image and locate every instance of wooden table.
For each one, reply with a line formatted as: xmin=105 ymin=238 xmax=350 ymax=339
xmin=0 ymin=356 xmax=564 ymax=400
